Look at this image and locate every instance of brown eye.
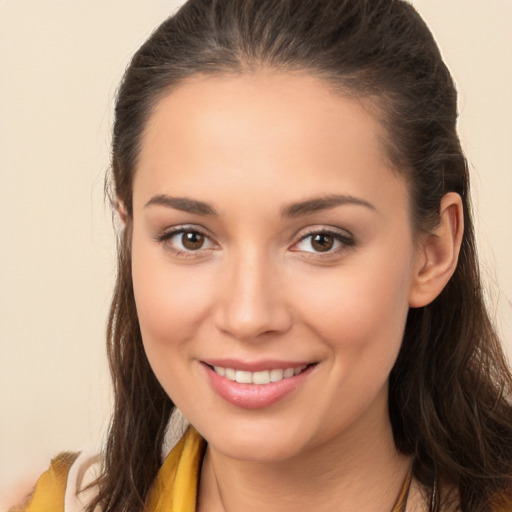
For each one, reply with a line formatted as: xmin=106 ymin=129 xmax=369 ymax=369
xmin=311 ymin=233 xmax=334 ymax=252
xmin=157 ymin=227 xmax=215 ymax=254
xmin=292 ymin=229 xmax=355 ymax=255
xmin=181 ymin=231 xmax=205 ymax=250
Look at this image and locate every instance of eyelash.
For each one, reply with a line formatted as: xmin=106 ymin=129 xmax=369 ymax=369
xmin=155 ymin=225 xmax=216 ymax=259
xmin=155 ymin=225 xmax=355 ymax=259
xmin=293 ymin=228 xmax=355 ymax=258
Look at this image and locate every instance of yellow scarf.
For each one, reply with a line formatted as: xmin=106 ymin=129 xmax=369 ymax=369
xmin=13 ymin=429 xmax=203 ymax=512
xmin=10 ymin=452 xmax=79 ymax=512
xmin=13 ymin=427 xmax=512 ymax=512
xmin=146 ymin=426 xmax=205 ymax=512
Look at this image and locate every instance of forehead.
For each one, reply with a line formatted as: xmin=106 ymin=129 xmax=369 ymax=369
xmin=134 ymin=70 xmax=407 ymax=218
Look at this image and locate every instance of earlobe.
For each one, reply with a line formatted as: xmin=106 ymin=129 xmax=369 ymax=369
xmin=409 ymin=192 xmax=464 ymax=308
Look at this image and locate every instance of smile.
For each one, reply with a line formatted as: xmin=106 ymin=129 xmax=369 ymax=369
xmin=202 ymin=361 xmax=316 ymax=409
xmin=212 ymin=365 xmax=308 ymax=385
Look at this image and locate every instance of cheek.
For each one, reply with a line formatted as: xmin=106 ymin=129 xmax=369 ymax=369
xmin=131 ymin=240 xmax=219 ymax=406
xmin=131 ymin=236 xmax=214 ymax=353
xmin=290 ymin=253 xmax=413 ymax=359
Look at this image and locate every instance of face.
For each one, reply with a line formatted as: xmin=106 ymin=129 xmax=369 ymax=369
xmin=131 ymin=71 xmax=421 ymax=462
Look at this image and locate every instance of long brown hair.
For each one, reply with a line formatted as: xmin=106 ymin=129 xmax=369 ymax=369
xmin=91 ymin=1 xmax=512 ymax=510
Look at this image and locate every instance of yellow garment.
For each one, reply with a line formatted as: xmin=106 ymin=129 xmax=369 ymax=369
xmin=10 ymin=452 xmax=79 ymax=512
xmin=10 ymin=427 xmax=512 ymax=511
xmin=10 ymin=428 xmax=204 ymax=512
xmin=146 ymin=426 xmax=205 ymax=512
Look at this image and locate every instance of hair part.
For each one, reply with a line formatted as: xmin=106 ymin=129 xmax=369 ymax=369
xmin=93 ymin=1 xmax=512 ymax=511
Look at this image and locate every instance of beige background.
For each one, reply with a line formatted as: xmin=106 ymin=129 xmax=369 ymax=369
xmin=1 ymin=0 xmax=511 ymax=505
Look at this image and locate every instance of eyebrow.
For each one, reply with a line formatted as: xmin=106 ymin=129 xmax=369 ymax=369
xmin=143 ymin=193 xmax=375 ymax=217
xmin=281 ymin=194 xmax=375 ymax=217
xmin=144 ymin=195 xmax=218 ymax=216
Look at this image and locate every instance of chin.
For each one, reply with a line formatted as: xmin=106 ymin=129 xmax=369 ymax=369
xmin=192 ymin=412 xmax=319 ymax=463
xmin=215 ymin=435 xmax=307 ymax=463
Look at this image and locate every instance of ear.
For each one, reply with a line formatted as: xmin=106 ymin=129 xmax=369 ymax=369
xmin=116 ymin=200 xmax=129 ymax=226
xmin=409 ymin=192 xmax=464 ymax=308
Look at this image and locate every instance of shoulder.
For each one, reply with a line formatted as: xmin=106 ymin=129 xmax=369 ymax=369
xmin=64 ymin=450 xmax=102 ymax=512
xmin=8 ymin=450 xmax=102 ymax=512
xmin=8 ymin=414 xmax=198 ymax=512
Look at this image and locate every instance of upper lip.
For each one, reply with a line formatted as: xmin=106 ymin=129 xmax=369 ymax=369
xmin=202 ymin=358 xmax=315 ymax=372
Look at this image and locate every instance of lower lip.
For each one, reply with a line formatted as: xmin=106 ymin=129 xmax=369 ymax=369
xmin=202 ymin=363 xmax=315 ymax=410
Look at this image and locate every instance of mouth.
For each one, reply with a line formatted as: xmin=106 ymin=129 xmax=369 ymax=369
xmin=201 ymin=360 xmax=317 ymax=409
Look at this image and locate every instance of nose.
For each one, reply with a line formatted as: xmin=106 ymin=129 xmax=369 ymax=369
xmin=213 ymin=250 xmax=293 ymax=341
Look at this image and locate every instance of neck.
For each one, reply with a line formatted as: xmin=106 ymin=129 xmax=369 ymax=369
xmin=197 ymin=400 xmax=411 ymax=512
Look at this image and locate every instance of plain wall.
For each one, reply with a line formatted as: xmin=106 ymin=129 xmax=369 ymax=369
xmin=1 ymin=0 xmax=511 ymax=505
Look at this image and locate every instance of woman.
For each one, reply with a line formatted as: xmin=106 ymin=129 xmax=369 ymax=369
xmin=15 ymin=0 xmax=512 ymax=511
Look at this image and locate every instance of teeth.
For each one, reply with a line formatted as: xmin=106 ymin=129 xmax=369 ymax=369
xmin=252 ymin=370 xmax=271 ymax=384
xmin=270 ymin=369 xmax=284 ymax=382
xmin=214 ymin=366 xmax=225 ymax=377
xmin=213 ymin=364 xmax=308 ymax=384
xmin=283 ymin=368 xmax=295 ymax=378
xmin=235 ymin=370 xmax=252 ymax=384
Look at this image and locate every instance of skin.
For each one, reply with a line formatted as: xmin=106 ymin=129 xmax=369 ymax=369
xmin=130 ymin=70 xmax=463 ymax=512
